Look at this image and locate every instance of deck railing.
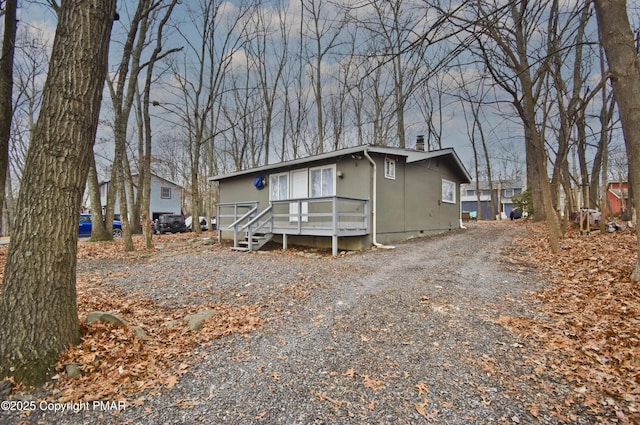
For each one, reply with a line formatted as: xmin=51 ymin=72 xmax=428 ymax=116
xmin=218 ymin=197 xmax=370 ymax=255
xmin=270 ymin=196 xmax=369 ymax=236
xmin=217 ymin=202 xmax=259 ymax=244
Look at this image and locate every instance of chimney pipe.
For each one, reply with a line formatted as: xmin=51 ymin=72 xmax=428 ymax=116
xmin=416 ymin=135 xmax=425 ymax=151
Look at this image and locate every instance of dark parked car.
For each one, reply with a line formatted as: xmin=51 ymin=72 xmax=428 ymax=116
xmin=78 ymin=214 xmax=122 ymax=238
xmin=154 ymin=214 xmax=187 ymax=234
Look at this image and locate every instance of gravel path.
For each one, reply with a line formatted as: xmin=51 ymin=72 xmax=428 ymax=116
xmin=2 ymin=223 xmax=590 ymax=424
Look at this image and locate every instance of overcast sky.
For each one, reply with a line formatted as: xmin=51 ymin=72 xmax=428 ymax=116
xmin=11 ymin=0 xmax=638 ymax=184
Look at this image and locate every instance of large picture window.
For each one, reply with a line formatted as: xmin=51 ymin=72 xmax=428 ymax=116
xmin=310 ymin=165 xmax=335 ymax=197
xmin=442 ymin=179 xmax=456 ymax=204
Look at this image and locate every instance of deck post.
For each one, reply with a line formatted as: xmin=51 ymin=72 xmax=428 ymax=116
xmin=332 ymin=235 xmax=338 ymax=256
xmin=282 ymin=234 xmax=288 ymax=251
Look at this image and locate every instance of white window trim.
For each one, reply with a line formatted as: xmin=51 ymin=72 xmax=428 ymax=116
xmin=442 ymin=179 xmax=456 ymax=204
xmin=161 ymin=187 xmax=172 ymax=199
xmin=384 ymin=158 xmax=396 ymax=180
xmin=309 ymin=164 xmax=336 ymax=198
xmin=269 ymin=172 xmax=290 ymax=201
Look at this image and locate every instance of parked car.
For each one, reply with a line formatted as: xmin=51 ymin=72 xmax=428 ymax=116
xmin=78 ymin=214 xmax=122 ymax=238
xmin=185 ymin=216 xmax=217 ymax=231
xmin=154 ymin=214 xmax=187 ymax=234
xmin=185 ymin=216 xmax=208 ymax=231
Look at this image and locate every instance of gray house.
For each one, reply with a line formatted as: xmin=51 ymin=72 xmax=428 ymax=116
xmin=210 ymin=144 xmax=471 ymax=255
xmin=99 ymin=173 xmax=183 ymax=220
xmin=460 ymin=179 xmax=525 ymax=220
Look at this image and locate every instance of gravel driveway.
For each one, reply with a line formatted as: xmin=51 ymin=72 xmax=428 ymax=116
xmin=3 ymin=223 xmax=590 ymax=424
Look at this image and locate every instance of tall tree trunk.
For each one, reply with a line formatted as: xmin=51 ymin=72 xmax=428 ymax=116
xmin=103 ymin=0 xmax=151 ymax=243
xmin=87 ymin=154 xmax=110 ymax=240
xmin=0 ymin=0 xmax=18 ymax=236
xmin=594 ymin=0 xmax=640 ymax=281
xmin=0 ymin=0 xmax=115 ymax=386
xmin=118 ymin=160 xmax=135 ymax=251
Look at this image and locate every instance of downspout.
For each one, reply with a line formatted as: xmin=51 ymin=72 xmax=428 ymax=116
xmin=363 ymin=149 xmax=395 ymax=250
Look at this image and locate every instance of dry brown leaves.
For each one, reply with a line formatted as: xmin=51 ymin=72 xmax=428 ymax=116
xmin=503 ymin=222 xmax=639 ymax=423
xmin=50 ymin=285 xmax=263 ymax=404
xmin=0 ymin=233 xmax=264 ymax=404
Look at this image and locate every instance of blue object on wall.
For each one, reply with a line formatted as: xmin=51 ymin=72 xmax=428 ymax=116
xmin=254 ymin=176 xmax=265 ymax=190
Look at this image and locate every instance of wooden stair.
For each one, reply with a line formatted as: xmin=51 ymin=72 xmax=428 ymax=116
xmin=231 ymin=232 xmax=273 ymax=252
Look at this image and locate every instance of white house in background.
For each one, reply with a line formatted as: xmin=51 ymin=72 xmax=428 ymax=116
xmin=99 ymin=173 xmax=183 ymax=220
xmin=460 ymin=179 xmax=525 ymax=220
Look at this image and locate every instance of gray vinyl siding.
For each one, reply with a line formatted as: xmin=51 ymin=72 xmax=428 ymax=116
xmin=213 ymin=145 xmax=470 ymax=250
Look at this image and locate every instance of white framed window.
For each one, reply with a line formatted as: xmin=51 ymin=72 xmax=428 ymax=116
xmin=503 ymin=188 xmax=514 ymax=198
xmin=310 ymin=165 xmax=335 ymax=197
xmin=270 ymin=173 xmax=289 ymax=200
xmin=161 ymin=187 xmax=172 ymax=199
xmin=384 ymin=158 xmax=396 ymax=180
xmin=442 ymin=179 xmax=456 ymax=204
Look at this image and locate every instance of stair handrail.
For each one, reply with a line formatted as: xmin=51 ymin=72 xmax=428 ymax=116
xmin=228 ymin=206 xmax=258 ymax=248
xmin=240 ymin=205 xmax=273 ymax=251
xmin=227 ymin=206 xmax=258 ymax=229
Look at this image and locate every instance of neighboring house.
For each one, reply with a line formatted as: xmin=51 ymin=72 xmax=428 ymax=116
xmin=460 ymin=180 xmax=525 ymax=220
xmin=603 ymin=181 xmax=628 ymax=217
xmin=99 ymin=173 xmax=183 ymax=220
xmin=210 ymin=144 xmax=471 ymax=255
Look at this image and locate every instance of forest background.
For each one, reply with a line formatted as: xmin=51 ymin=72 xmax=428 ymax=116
xmin=4 ymin=0 xmax=638 ymax=244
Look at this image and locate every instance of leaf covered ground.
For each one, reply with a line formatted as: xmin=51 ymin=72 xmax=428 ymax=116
xmin=0 ymin=234 xmax=265 ymax=408
xmin=0 ymin=224 xmax=638 ymax=423
xmin=501 ymin=222 xmax=639 ymax=422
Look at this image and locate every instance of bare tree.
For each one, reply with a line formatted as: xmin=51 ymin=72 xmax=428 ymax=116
xmin=0 ymin=0 xmax=17 ymax=236
xmin=455 ymin=65 xmax=498 ymax=219
xmin=545 ymin=0 xmax=595 ymax=220
xmin=466 ymin=0 xmax=561 ymax=251
xmin=137 ymin=0 xmax=180 ymax=248
xmin=102 ymin=0 xmax=156 ymax=249
xmin=246 ymin=2 xmax=287 ymax=165
xmin=300 ymin=0 xmax=347 ymax=154
xmin=5 ymin=27 xmax=50 ymax=233
xmin=0 ymin=0 xmax=116 ymax=385
xmin=171 ymin=0 xmax=253 ymax=233
xmin=360 ymin=0 xmax=431 ymax=148
xmin=594 ymin=0 xmax=640 ymax=281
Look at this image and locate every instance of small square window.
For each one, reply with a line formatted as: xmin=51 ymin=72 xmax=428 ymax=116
xmin=384 ymin=158 xmax=396 ymax=180
xmin=161 ymin=187 xmax=172 ymax=199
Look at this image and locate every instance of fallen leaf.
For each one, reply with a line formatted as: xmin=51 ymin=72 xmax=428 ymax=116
xmin=343 ymin=368 xmax=355 ymax=378
xmin=415 ymin=382 xmax=429 ymax=396
xmin=415 ymin=399 xmax=428 ymax=417
xmin=363 ymin=375 xmax=385 ymax=390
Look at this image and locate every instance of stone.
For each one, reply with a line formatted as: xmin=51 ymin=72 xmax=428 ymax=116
xmin=184 ymin=309 xmax=217 ymax=331
xmin=165 ymin=319 xmax=180 ymax=329
xmin=65 ymin=364 xmax=82 ymax=379
xmin=131 ymin=325 xmax=147 ymax=339
xmin=86 ymin=311 xmax=128 ymax=326
xmin=0 ymin=380 xmax=12 ymax=397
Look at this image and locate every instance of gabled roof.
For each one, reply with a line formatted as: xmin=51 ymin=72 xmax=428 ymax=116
xmin=100 ymin=172 xmax=183 ymax=189
xmin=209 ymin=144 xmax=472 ymax=183
xmin=461 ymin=179 xmax=525 ymax=190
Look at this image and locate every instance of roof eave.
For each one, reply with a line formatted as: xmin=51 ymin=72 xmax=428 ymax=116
xmin=209 ymin=144 xmax=472 ymax=183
